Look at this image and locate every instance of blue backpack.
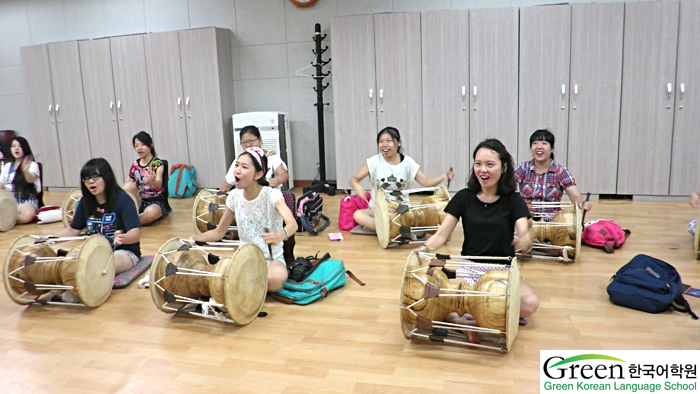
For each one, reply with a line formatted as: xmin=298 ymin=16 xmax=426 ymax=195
xmin=273 ymin=259 xmax=364 ymax=305
xmin=168 ymin=164 xmax=197 ymax=198
xmin=607 ymin=254 xmax=697 ymax=319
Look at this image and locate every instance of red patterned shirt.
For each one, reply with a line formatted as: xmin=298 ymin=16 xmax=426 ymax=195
xmin=514 ymin=159 xmax=576 ymax=220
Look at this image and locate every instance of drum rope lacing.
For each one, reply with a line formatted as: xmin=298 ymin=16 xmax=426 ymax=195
xmin=5 ymin=235 xmax=92 ymax=304
xmin=401 ymin=252 xmax=515 ymax=352
xmin=152 ymin=239 xmax=240 ymax=323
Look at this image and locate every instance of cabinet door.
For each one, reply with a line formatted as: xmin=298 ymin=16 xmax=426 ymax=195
xmin=518 ymin=5 xmax=571 ymax=165
xmin=567 ymin=3 xmax=624 ymax=195
xmin=179 ymin=28 xmax=232 ymax=189
xmin=421 ymin=9 xmax=469 ymax=191
xmin=144 ymin=31 xmax=190 ymax=168
xmin=375 ymin=13 xmax=422 ymax=165
xmin=469 ymin=7 xmax=519 ymax=157
xmin=20 ymin=44 xmax=64 ymax=187
xmin=48 ymin=41 xmax=90 ymax=187
xmin=669 ymin=0 xmax=700 ymax=195
xmin=111 ymin=34 xmax=153 ymax=180
xmin=79 ymin=38 xmax=124 ymax=184
xmin=330 ymin=15 xmax=377 ymax=191
xmin=617 ymin=1 xmax=679 ymax=195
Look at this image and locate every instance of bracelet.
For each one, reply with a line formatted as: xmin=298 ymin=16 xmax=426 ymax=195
xmin=283 ymin=229 xmax=289 ymax=241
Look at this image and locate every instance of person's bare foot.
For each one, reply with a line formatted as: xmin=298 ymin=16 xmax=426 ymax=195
xmin=446 ymin=312 xmax=480 ymax=344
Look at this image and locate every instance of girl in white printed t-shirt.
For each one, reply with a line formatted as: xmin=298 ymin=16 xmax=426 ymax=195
xmin=349 ymin=127 xmax=454 ymax=232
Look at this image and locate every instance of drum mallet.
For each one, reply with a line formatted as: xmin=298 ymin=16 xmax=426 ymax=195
xmin=447 ymin=166 xmax=453 ymax=188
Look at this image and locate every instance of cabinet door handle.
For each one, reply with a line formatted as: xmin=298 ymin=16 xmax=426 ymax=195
xmin=186 ymin=97 xmax=190 ymax=105
xmin=680 ymin=83 xmax=685 ymax=94
xmin=110 ymin=101 xmax=114 ymax=109
xmin=462 ymin=86 xmax=466 ymax=96
xmin=369 ymin=89 xmax=373 ymax=98
xmin=473 ymin=86 xmax=477 ymax=96
xmin=117 ymin=100 xmax=121 ymax=109
xmin=55 ymin=104 xmax=59 ymax=112
xmin=562 ymin=84 xmax=566 ymax=94
xmin=48 ymin=104 xmax=52 ymax=112
xmin=379 ymin=89 xmax=383 ymax=99
xmin=574 ymin=84 xmax=578 ymax=95
xmin=178 ymin=97 xmax=181 ymax=106
xmin=667 ymin=83 xmax=672 ymax=94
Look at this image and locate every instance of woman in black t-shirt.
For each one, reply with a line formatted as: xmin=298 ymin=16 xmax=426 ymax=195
xmin=417 ymin=139 xmax=538 ymax=342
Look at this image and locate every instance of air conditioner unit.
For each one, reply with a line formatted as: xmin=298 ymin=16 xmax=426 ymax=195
xmin=232 ymin=112 xmax=294 ymax=190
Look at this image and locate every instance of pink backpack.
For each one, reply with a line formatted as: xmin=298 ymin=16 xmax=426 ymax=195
xmin=582 ymin=219 xmax=631 ymax=253
xmin=338 ymin=192 xmax=371 ymax=231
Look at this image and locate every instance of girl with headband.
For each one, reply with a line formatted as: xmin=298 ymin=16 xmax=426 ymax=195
xmin=192 ymin=147 xmax=297 ymax=292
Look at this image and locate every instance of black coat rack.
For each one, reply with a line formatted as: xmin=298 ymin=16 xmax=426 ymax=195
xmin=304 ymin=23 xmax=336 ymax=196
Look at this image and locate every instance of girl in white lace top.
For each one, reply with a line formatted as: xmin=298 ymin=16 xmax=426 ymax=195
xmin=192 ymin=147 xmax=298 ymax=292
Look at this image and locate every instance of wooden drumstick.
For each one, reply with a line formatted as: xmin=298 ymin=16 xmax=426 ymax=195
xmin=263 ymin=227 xmax=273 ymax=259
xmin=447 ymin=166 xmax=453 ymax=188
xmin=581 ymin=192 xmax=591 ymax=224
xmin=103 ymin=231 xmax=121 ymax=275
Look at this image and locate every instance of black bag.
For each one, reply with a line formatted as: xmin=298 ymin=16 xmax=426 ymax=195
xmin=606 ymin=254 xmax=697 ymax=319
xmin=296 ymin=190 xmax=330 ymax=235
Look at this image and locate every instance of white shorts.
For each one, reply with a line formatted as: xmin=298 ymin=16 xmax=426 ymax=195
xmin=115 ymin=249 xmax=139 ymax=269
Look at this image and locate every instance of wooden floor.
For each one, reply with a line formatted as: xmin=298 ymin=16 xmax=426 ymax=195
xmin=1 ymin=190 xmax=699 ymax=394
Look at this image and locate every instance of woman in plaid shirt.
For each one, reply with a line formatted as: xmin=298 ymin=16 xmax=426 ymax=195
xmin=514 ymin=129 xmax=591 ymax=221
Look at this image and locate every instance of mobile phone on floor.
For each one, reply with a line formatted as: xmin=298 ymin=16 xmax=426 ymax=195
xmin=684 ymin=287 xmax=700 ymax=298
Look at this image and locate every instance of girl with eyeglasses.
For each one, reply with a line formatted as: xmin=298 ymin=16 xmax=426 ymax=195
xmin=52 ymin=158 xmax=141 ymax=285
xmin=220 ymin=125 xmax=289 ymax=190
xmin=194 ymin=147 xmax=297 ymax=292
xmin=0 ymin=137 xmax=41 ymax=225
xmin=122 ymin=131 xmax=171 ymax=224
xmin=350 ymin=126 xmax=453 ymax=232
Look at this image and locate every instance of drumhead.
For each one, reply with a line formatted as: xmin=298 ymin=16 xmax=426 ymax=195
xmin=505 ymin=258 xmax=521 ymax=352
xmin=374 ymin=190 xmax=391 ymax=248
xmin=75 ymin=234 xmax=114 ymax=307
xmin=149 ymin=238 xmax=186 ymax=313
xmin=221 ymin=243 xmax=267 ymax=325
xmin=399 ymin=251 xmax=421 ymax=339
xmin=3 ymin=235 xmax=39 ymax=305
xmin=61 ymin=188 xmax=83 ymax=228
xmin=0 ymin=190 xmax=18 ymax=232
xmin=192 ymin=189 xmax=215 ymax=234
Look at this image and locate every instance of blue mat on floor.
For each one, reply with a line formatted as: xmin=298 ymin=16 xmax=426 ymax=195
xmin=113 ymin=255 xmax=153 ymax=289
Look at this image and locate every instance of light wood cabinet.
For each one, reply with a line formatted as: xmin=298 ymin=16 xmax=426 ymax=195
xmin=518 ymin=4 xmax=571 ymax=165
xmin=421 ymin=9 xmax=470 ymax=192
xmin=617 ymin=1 xmax=679 ymax=195
xmin=374 ymin=13 xmax=423 ymax=165
xmin=178 ymin=28 xmax=235 ymax=189
xmin=669 ymin=0 xmax=700 ymax=196
xmin=567 ymin=2 xmax=624 ymax=195
xmin=469 ymin=7 xmax=519 ymax=158
xmin=79 ymin=38 xmax=125 ymax=184
xmin=47 ymin=41 xmax=90 ymax=188
xmin=110 ymin=34 xmax=153 ymax=179
xmin=20 ymin=44 xmax=65 ymax=187
xmin=330 ymin=14 xmax=378 ymax=191
xmin=144 ymin=31 xmax=190 ymax=168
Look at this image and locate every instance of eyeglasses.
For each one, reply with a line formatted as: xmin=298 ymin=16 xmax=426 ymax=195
xmin=241 ymin=137 xmax=259 ymax=147
xmin=82 ymin=174 xmax=102 ymax=183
